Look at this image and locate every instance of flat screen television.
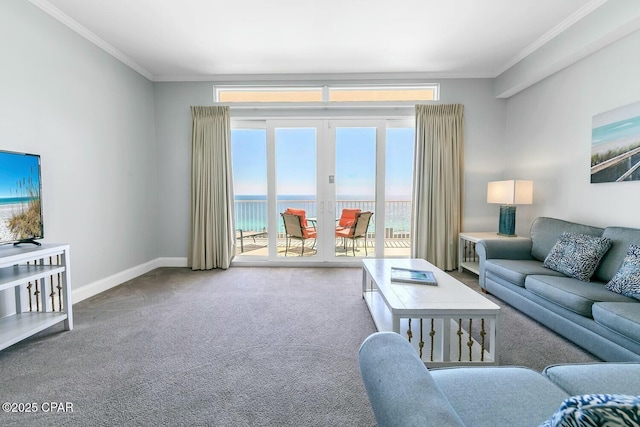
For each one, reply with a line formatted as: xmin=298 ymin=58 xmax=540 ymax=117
xmin=0 ymin=150 xmax=43 ymax=246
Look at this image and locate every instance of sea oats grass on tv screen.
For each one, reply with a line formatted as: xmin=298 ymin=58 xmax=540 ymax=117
xmin=0 ymin=150 xmax=43 ymax=245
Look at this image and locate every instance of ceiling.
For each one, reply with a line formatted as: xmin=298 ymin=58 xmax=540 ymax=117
xmin=32 ymin=0 xmax=603 ymax=81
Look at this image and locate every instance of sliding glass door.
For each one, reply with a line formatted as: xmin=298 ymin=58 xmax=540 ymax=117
xmin=231 ymin=125 xmax=268 ymax=256
xmin=384 ymin=123 xmax=414 ymax=257
xmin=274 ymin=126 xmax=318 ymax=258
xmin=332 ymin=124 xmax=379 ymax=258
xmin=231 ymin=118 xmax=414 ymax=262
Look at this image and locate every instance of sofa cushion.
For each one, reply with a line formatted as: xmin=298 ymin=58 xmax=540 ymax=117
xmin=605 ymin=244 xmax=640 ymax=300
xmin=595 ymin=227 xmax=640 ymax=282
xmin=431 ymin=367 xmax=568 ymax=427
xmin=530 ymin=217 xmax=604 ymax=262
xmin=525 ymin=276 xmax=634 ymax=317
xmin=592 ymin=302 xmax=640 ymax=343
xmin=539 ymin=394 xmax=640 ymax=427
xmin=358 ymin=332 xmax=466 ymax=427
xmin=543 ymin=233 xmax=611 ymax=281
xmin=543 ymin=362 xmax=640 ymax=396
xmin=485 ymin=259 xmax=566 ymax=287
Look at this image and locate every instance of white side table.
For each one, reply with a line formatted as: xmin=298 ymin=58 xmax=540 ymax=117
xmin=458 ymin=232 xmax=528 ymax=274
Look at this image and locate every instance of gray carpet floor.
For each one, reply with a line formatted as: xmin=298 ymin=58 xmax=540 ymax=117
xmin=0 ymin=267 xmax=598 ymax=426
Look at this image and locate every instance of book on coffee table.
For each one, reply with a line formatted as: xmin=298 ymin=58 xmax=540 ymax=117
xmin=390 ymin=267 xmax=437 ymax=285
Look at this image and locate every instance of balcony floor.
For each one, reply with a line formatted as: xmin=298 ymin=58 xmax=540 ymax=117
xmin=235 ymin=237 xmax=410 ymax=257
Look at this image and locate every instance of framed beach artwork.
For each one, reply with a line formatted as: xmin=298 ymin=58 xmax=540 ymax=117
xmin=591 ymin=101 xmax=640 ymax=183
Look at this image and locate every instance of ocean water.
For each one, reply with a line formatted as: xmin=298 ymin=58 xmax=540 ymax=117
xmin=0 ymin=197 xmax=32 ymax=206
xmin=234 ymin=195 xmax=411 ymax=233
xmin=592 ymin=114 xmax=640 ymax=146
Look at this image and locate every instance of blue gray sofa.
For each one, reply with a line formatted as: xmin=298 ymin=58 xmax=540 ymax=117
xmin=476 ymin=217 xmax=640 ymax=362
xmin=359 ymin=332 xmax=640 ymax=427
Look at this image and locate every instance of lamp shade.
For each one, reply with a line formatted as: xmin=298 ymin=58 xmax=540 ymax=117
xmin=487 ymin=180 xmax=533 ymax=205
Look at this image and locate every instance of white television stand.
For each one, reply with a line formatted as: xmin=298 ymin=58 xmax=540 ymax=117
xmin=0 ymin=244 xmax=72 ymax=351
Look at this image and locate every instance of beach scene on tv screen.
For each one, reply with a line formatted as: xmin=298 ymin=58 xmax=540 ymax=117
xmin=0 ymin=152 xmax=42 ymax=243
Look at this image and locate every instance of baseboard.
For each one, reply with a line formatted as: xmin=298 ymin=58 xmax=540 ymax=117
xmin=155 ymin=257 xmax=189 ymax=268
xmin=72 ymin=257 xmax=188 ymax=304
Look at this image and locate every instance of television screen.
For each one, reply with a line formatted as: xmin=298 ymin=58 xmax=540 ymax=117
xmin=0 ymin=150 xmax=43 ymax=245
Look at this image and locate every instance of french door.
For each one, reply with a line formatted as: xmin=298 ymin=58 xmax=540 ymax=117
xmin=231 ymin=118 xmax=414 ymax=263
xmin=327 ymin=121 xmax=383 ymax=259
xmin=270 ymin=122 xmax=321 ymax=260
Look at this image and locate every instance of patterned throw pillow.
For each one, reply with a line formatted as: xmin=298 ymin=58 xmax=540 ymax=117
xmin=606 ymin=244 xmax=640 ymax=300
xmin=539 ymin=394 xmax=640 ymax=427
xmin=543 ymin=232 xmax=612 ymax=281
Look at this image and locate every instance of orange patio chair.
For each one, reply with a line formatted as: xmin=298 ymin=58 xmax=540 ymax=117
xmin=335 ymin=211 xmax=373 ymax=256
xmin=284 ymin=208 xmax=309 ymax=228
xmin=335 ymin=208 xmax=361 ymax=232
xmin=281 ymin=209 xmax=317 ymax=256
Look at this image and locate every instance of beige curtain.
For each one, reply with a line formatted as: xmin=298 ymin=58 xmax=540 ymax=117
xmin=411 ymin=104 xmax=464 ymax=271
xmin=188 ymin=106 xmax=235 ymax=270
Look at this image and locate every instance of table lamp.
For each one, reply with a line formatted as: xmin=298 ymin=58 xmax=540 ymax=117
xmin=487 ymin=180 xmax=533 ymax=236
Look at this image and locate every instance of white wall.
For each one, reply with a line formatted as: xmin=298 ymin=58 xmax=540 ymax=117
xmin=442 ymin=80 xmax=508 ymax=233
xmin=494 ymin=0 xmax=640 ymax=98
xmin=0 ymin=0 xmax=159 ymax=299
xmin=153 ymin=83 xmax=215 ymax=258
xmin=504 ymin=28 xmax=640 ymax=233
xmin=153 ymin=79 xmax=507 ymax=257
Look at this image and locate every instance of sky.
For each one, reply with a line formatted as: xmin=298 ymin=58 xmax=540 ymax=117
xmin=0 ymin=151 xmax=41 ymax=199
xmin=231 ymin=126 xmax=414 ymax=200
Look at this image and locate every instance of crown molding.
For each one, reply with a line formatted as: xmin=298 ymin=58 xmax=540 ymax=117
xmin=27 ymin=0 xmax=154 ymax=81
xmin=495 ymin=0 xmax=608 ymax=76
xmin=152 ymin=71 xmax=495 ymax=83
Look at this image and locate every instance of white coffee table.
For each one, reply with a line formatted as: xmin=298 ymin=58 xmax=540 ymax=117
xmin=362 ymin=258 xmax=501 ymax=366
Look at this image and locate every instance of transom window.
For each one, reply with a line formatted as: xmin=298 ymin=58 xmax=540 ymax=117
xmin=218 ymin=88 xmax=323 ymax=103
xmin=328 ymin=87 xmax=436 ymax=102
xmin=215 ymin=84 xmax=439 ymax=104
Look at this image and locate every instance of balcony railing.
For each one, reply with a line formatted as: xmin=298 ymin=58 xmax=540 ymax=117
xmin=234 ymin=198 xmax=411 ymax=239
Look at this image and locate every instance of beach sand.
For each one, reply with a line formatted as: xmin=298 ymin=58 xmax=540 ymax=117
xmin=0 ymin=204 xmax=21 ymax=242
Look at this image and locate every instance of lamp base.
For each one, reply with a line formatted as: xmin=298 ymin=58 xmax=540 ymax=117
xmin=498 ymin=205 xmax=517 ymax=237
